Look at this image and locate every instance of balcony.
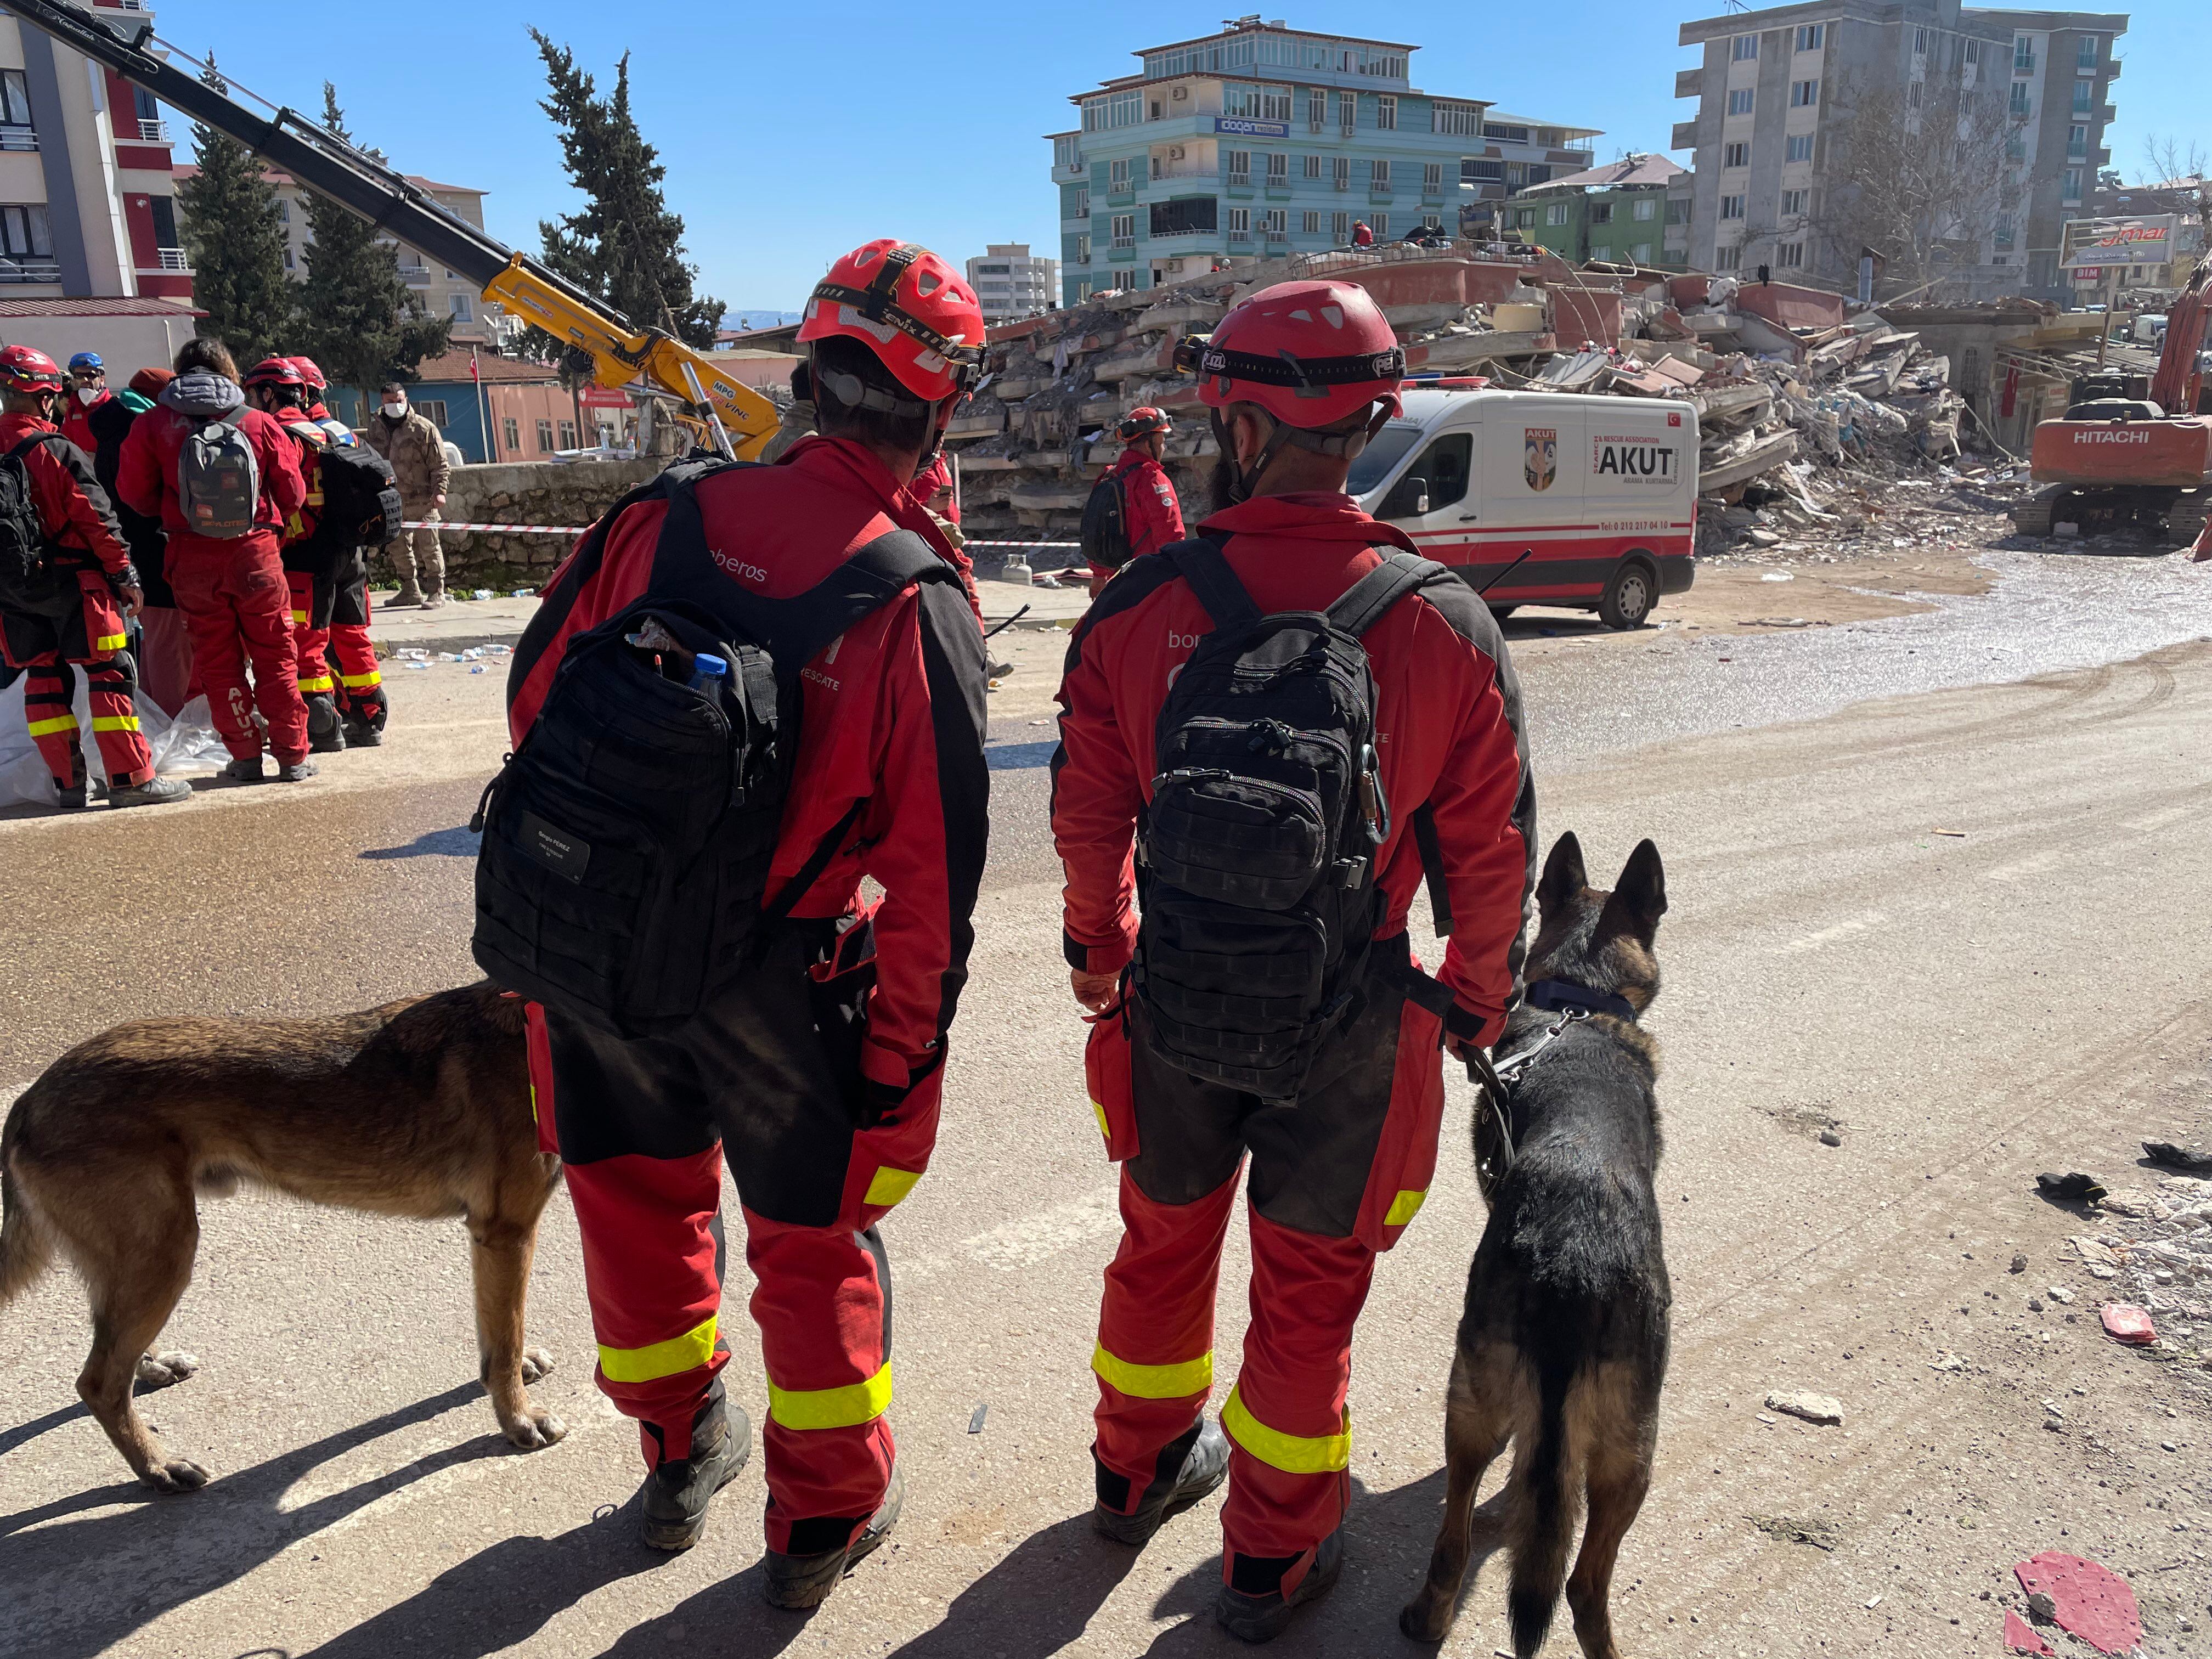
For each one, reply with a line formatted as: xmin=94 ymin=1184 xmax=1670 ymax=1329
xmin=151 ymin=246 xmax=189 ymax=271
xmin=1368 ymin=188 xmax=1395 ymax=204
xmin=0 ymin=259 xmax=63 ymax=283
xmin=1672 ymin=120 xmax=1699 ymax=150
xmin=1674 ymin=68 xmax=1702 ymax=98
xmin=1226 ymin=171 xmax=1251 ymax=190
xmin=136 ymin=117 xmax=170 ymax=143
xmin=0 ymin=126 xmax=36 ymax=153
xmin=1053 ymin=159 xmax=1086 ymax=180
xmin=397 ymin=263 xmax=431 ymax=285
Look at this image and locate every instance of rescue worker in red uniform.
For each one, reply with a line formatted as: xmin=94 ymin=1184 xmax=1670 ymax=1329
xmin=116 ymin=337 xmax=313 ymax=782
xmin=241 ymin=357 xmax=346 ymax=753
xmin=290 ymin=356 xmax=387 ymax=746
xmin=1052 ymin=280 xmax=1535 ymax=1641
xmin=59 ymin=351 xmax=112 ymax=454
xmin=0 ymin=345 xmax=190 ymax=809
xmin=507 ymin=238 xmax=989 ymax=1605
xmin=1087 ymin=405 xmax=1185 ymax=597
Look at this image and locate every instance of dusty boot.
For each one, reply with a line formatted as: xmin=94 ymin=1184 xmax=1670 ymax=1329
xmin=639 ymin=1380 xmax=752 ymax=1551
xmin=273 ymin=757 xmax=318 ymax=783
xmin=306 ymin=694 xmax=347 ymax=754
xmin=1094 ymin=1417 xmax=1229 ymax=1545
xmin=388 ymin=584 xmax=426 ymax=609
xmin=1216 ymin=1529 xmax=1345 ymax=1644
xmin=225 ymin=755 xmax=267 ymax=783
xmin=421 ymin=584 xmax=449 ymax=611
xmin=53 ymin=751 xmax=88 ymax=808
xmin=763 ymin=1466 xmax=904 ymax=1609
xmin=110 ymin=775 xmax=193 ymax=809
xmin=342 ymin=690 xmax=388 ymax=749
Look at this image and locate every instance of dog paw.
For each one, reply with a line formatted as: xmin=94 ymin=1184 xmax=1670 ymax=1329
xmin=502 ymin=1406 xmax=568 ymax=1451
xmin=141 ymin=1457 xmax=210 ymax=1494
xmin=1398 ymin=1598 xmax=1452 ymax=1644
xmin=519 ymin=1347 xmax=555 ymax=1384
xmin=135 ymin=1351 xmax=201 ymax=1390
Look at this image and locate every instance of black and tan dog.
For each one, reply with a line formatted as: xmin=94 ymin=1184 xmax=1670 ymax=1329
xmin=1 ymin=980 xmax=566 ymax=1492
xmin=1402 ymin=833 xmax=1672 ymax=1659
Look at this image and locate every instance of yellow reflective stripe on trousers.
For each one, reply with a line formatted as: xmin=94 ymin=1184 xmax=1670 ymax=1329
xmin=1091 ymin=1100 xmax=1111 ymax=1142
xmin=340 ymin=670 xmax=382 ymax=689
xmin=766 ymin=1361 xmax=892 ymax=1430
xmin=1385 ymin=1188 xmax=1427 ymax=1227
xmin=1092 ymin=1342 xmax=1212 ymax=1400
xmin=863 ymin=1166 xmax=922 ymax=1207
xmin=26 ymin=714 xmax=78 ymax=737
xmin=93 ymin=633 xmax=127 ymax=652
xmin=1221 ymin=1384 xmax=1351 ymax=1474
xmin=91 ymin=714 xmax=140 ymax=733
xmin=297 ymin=675 xmax=335 ymax=693
xmin=598 ymin=1313 xmax=717 ymax=1384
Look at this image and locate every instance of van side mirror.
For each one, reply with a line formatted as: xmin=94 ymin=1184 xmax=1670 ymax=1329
xmin=1382 ymin=474 xmax=1430 ymax=519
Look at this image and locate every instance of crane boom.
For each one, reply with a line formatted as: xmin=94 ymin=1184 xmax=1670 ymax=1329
xmin=6 ymin=0 xmax=778 ymax=456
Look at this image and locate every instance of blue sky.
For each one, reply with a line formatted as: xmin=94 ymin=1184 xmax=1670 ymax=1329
xmin=152 ymin=2 xmax=2204 ymax=312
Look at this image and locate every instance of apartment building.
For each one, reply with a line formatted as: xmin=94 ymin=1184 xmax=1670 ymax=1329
xmin=1505 ymin=155 xmax=1691 ymax=269
xmin=1047 ymin=17 xmax=1599 ymax=304
xmin=1675 ymin=0 xmax=2126 ymax=301
xmin=1454 ymin=112 xmax=1604 ymax=234
xmin=172 ymin=163 xmax=514 ymax=346
xmin=965 ymin=242 xmax=1059 ymax=323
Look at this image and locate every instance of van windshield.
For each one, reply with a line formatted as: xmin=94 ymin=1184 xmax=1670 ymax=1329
xmin=1345 ymin=424 xmax=1422 ymax=497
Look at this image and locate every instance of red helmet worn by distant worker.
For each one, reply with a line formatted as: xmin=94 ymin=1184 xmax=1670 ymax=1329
xmin=1187 ymin=279 xmax=1402 ymax=430
xmin=287 ymin=356 xmax=329 ymax=391
xmin=0 ymin=343 xmax=65 ymax=392
xmin=1118 ymin=406 xmax=1172 ymax=441
xmin=242 ymin=356 xmax=305 ymax=388
xmin=798 ymin=239 xmax=986 ymax=409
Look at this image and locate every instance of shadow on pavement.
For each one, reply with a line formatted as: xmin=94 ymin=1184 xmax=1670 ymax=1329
xmin=1 ymin=1381 xmax=503 ymax=1659
xmin=589 ymin=1559 xmax=820 ymax=1659
xmin=360 ymin=826 xmax=479 ymax=860
xmin=0 ymin=1399 xmax=91 ymax=1460
xmin=874 ymin=1512 xmax=1146 ymax=1659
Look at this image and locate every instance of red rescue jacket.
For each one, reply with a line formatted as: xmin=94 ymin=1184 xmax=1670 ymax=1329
xmin=508 ymin=435 xmax=991 ymax=1091
xmin=59 ymin=387 xmax=113 ymax=456
xmin=1099 ymin=449 xmax=1185 ymax=568
xmin=1052 ymin=490 xmax=1534 ymax=1045
xmin=0 ymin=412 xmax=130 ymax=577
xmin=115 ymin=399 xmax=306 ymax=553
xmin=267 ymin=399 xmax=326 ymax=548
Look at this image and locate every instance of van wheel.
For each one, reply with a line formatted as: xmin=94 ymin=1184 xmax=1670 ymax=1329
xmin=1598 ymin=560 xmax=1656 ymax=630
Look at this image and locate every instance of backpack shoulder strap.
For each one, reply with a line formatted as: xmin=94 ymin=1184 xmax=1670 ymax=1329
xmin=4 ymin=431 xmax=63 ymax=464
xmin=1159 ymin=531 xmax=1259 ymax=630
xmin=1326 ymin=549 xmax=1447 ymax=637
xmin=771 ymin=526 xmax=958 ymax=668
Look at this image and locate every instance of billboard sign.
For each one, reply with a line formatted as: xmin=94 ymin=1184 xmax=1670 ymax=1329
xmin=2061 ymin=215 xmax=2179 ymax=270
xmin=1213 ymin=117 xmax=1289 ymax=138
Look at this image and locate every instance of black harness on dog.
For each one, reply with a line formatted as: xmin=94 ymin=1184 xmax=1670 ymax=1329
xmin=1466 ymin=978 xmax=1641 ymax=1185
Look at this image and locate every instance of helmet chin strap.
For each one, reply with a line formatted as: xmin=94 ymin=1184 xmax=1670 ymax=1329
xmin=1210 ymin=403 xmax=1393 ymax=503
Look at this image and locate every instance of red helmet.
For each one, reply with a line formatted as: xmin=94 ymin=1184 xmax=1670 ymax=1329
xmin=242 ymin=356 xmax=304 ymax=388
xmin=1187 ymin=279 xmax=1403 ymax=429
xmin=797 ymin=239 xmax=985 ymax=404
xmin=0 ymin=344 xmax=65 ymax=393
xmin=287 ymin=356 xmax=328 ymax=391
xmin=1118 ymin=405 xmax=1172 ymax=441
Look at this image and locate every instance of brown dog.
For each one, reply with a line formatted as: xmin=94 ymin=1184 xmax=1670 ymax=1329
xmin=0 ymin=980 xmax=566 ymax=1492
xmin=1402 ymin=835 xmax=1672 ymax=1658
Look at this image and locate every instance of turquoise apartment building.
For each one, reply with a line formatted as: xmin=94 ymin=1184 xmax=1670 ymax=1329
xmin=1048 ymin=19 xmax=1598 ymax=304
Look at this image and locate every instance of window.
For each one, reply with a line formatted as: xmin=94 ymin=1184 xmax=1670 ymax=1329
xmin=558 ymin=420 xmax=577 ymax=449
xmin=1075 ymin=233 xmax=1091 ymax=262
xmin=1914 ymin=26 xmax=1929 ymax=54
xmin=1634 ymin=196 xmax=1657 ymax=220
xmin=2062 ymin=167 xmax=2083 ymax=200
xmin=1370 ymin=158 xmax=1390 ymax=191
xmin=1338 ymin=92 xmax=1357 ymax=133
xmin=1333 ymin=155 xmax=1351 ymax=190
xmin=1525 ymin=165 xmax=1550 ymax=187
xmin=1667 ymin=196 xmax=1691 ymax=223
xmin=1263 ymin=208 xmax=1287 ymax=238
xmin=1432 ymin=101 xmax=1481 ymax=136
xmin=277 ymin=199 xmax=291 ymax=225
xmin=2076 ymin=35 xmax=2100 ymax=69
xmin=1072 ymin=186 xmax=1089 ymax=218
xmin=1786 ymin=133 xmax=1814 ymax=162
xmin=2071 ymin=80 xmax=2091 ymax=112
xmin=416 ymin=398 xmax=449 ymax=427
xmin=1149 ymin=98 xmax=1163 ymax=120
xmin=1149 ymin=154 xmax=1162 ymax=180
xmin=1724 ymin=142 xmax=1750 ymax=168
xmin=1796 ymin=24 xmax=1823 ymax=50
xmin=1376 ymin=95 xmax=1396 ymax=131
xmin=1516 ymin=207 xmax=1536 ymax=228
xmin=1483 ymin=122 xmax=1531 ymax=142
xmin=1109 ymin=157 xmax=1129 ymax=191
xmin=1424 ymin=213 xmax=1441 ymax=229
xmin=2014 ymin=36 xmax=2034 ymax=71
xmin=1227 ymin=150 xmax=1251 ymax=186
xmin=2009 ymin=81 xmax=2032 ymax=115
xmin=1303 ymin=154 xmax=1321 ymax=179
xmin=1544 ymin=202 xmax=1566 ymax=226
xmin=1463 ymin=158 xmax=1504 ymax=183
xmin=1720 ymin=194 xmax=1746 ymax=221
xmin=1994 ymin=214 xmax=2015 ymax=248
xmin=1728 ymin=88 xmax=1755 ymax=115
xmin=1592 ymin=202 xmax=1612 ymax=223
xmin=1331 ymin=210 xmax=1349 ymax=241
xmin=2006 ymin=132 xmax=2027 ymax=160
xmin=1227 ymin=206 xmax=1251 ymax=239
xmin=1781 ymin=187 xmax=1807 ymax=216
xmin=1778 ymin=241 xmax=1804 ymax=267
xmin=0 ymin=202 xmax=54 ymax=261
xmin=1303 ymin=210 xmax=1321 ymax=233
xmin=2068 ymin=123 xmax=2089 ymax=158
xmin=449 ymin=294 xmax=472 ymax=321
xmin=1790 ymin=79 xmax=1820 ymax=107
xmin=1053 ymin=134 xmax=1081 ymax=168
xmin=283 ymin=247 xmax=295 ymax=271
xmin=535 ymin=419 xmax=555 ymax=453
xmin=1401 ymin=433 xmax=1472 ymax=512
xmin=1149 ymin=198 xmax=1216 ymax=235
xmin=1309 ymin=90 xmax=1326 ymax=129
xmin=1266 ymin=152 xmax=1288 ymax=185
xmin=1908 ymin=80 xmax=1923 ymax=109
xmin=1372 ymin=214 xmax=1388 ymax=236
xmin=1731 ymin=33 xmax=1758 ymax=60
xmin=1110 ymin=213 xmax=1135 ymax=247
xmin=499 ymin=416 xmax=519 ymax=452
xmin=0 ymin=69 xmax=32 ymax=131
xmin=1632 ymin=242 xmax=1653 ymax=263
xmin=1423 ymin=161 xmax=1442 ymax=194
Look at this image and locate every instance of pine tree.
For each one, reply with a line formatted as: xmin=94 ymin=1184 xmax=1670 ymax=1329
xmin=294 ymin=84 xmax=452 ymax=404
xmin=174 ymin=55 xmax=291 ymax=364
xmin=524 ymin=32 xmax=724 ymax=375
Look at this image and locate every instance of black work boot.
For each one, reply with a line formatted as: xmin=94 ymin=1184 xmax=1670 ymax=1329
xmin=53 ymin=752 xmax=88 ymax=809
xmin=341 ymin=719 xmax=385 ymax=748
xmin=110 ymin=775 xmax=193 ymax=809
xmin=306 ymin=695 xmax=347 ymax=753
xmin=1093 ymin=1417 xmax=1230 ymax=1545
xmin=762 ymin=1466 xmax=904 ymax=1609
xmin=225 ymin=755 xmax=266 ymax=783
xmin=273 ymin=757 xmax=319 ymax=783
xmin=639 ymin=1381 xmax=752 ymax=1552
xmin=1216 ymin=1529 xmax=1345 ymax=1644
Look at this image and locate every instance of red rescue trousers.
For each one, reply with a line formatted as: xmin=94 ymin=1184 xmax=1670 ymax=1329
xmin=526 ymin=917 xmax=941 ymax=1555
xmin=169 ymin=530 xmax=307 ymax=763
xmin=2 ymin=568 xmax=154 ymax=787
xmin=328 ymin=574 xmax=383 ymax=729
xmin=285 ymin=569 xmax=335 ymax=701
xmin=1086 ymin=939 xmax=1448 ymax=1598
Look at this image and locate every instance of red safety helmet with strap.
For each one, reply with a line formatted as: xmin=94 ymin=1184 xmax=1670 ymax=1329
xmin=1118 ymin=405 xmax=1172 ymax=441
xmin=242 ymin=356 xmax=305 ymax=389
xmin=797 ymin=238 xmax=986 ymax=410
xmin=287 ymin=356 xmax=329 ymax=391
xmin=0 ymin=343 xmax=65 ymax=392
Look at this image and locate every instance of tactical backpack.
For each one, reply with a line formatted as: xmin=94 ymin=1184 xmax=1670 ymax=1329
xmin=1079 ymin=469 xmax=1131 ymax=572
xmin=177 ymin=408 xmax=259 ymax=538
xmin=471 ymin=456 xmax=960 ymax=1039
xmin=0 ymin=432 xmax=76 ymax=616
xmin=1135 ymin=534 xmax=1454 ymax=1103
xmin=286 ymin=421 xmax=403 ymax=551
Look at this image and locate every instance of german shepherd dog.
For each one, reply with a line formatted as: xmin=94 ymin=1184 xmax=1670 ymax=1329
xmin=0 ymin=981 xmax=566 ymax=1492
xmin=1401 ymin=834 xmax=1672 ymax=1658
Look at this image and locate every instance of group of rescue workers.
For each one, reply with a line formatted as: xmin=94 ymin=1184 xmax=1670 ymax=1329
xmin=0 ymin=338 xmax=437 ymax=808
xmin=490 ymin=237 xmax=1533 ymax=1643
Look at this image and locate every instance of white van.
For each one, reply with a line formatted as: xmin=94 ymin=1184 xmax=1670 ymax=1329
xmin=1347 ymin=386 xmax=1700 ymax=628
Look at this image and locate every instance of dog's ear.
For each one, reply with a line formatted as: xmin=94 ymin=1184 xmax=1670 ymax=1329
xmin=1537 ymin=832 xmax=1587 ymax=918
xmin=1598 ymin=839 xmax=1668 ymax=945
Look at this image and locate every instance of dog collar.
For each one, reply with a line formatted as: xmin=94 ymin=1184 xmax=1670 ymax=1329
xmin=1525 ymin=978 xmax=1638 ymax=1023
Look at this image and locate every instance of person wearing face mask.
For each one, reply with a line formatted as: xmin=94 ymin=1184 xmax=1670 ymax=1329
xmin=360 ymin=380 xmax=449 ymax=608
xmin=59 ymin=352 xmax=114 ymax=455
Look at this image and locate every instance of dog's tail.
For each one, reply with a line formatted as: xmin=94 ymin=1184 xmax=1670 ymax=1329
xmin=1507 ymin=1313 xmax=1585 ymax=1657
xmin=0 ymin=1095 xmax=56 ymax=1306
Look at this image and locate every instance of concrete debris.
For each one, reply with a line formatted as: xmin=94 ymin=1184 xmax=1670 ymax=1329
xmin=1763 ymin=1389 xmax=1845 ymax=1426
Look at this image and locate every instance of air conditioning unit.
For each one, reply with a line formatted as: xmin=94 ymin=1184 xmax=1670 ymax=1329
xmin=1169 ymin=145 xmax=1186 ymax=160
xmin=1172 ymin=86 xmax=1188 ymax=100
xmin=1167 ymin=258 xmax=1186 ymax=272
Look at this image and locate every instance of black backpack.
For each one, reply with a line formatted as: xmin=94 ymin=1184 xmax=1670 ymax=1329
xmin=286 ymin=422 xmax=403 ymax=554
xmin=0 ymin=432 xmax=86 ymax=617
xmin=470 ymin=457 xmax=958 ymax=1039
xmin=1135 ymin=534 xmax=1454 ymax=1102
xmin=1079 ymin=470 xmax=1131 ymax=571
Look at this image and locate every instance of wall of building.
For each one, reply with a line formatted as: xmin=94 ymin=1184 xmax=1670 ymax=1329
xmin=0 ymin=301 xmax=198 ymax=376
xmin=333 ymin=379 xmax=583 ymax=466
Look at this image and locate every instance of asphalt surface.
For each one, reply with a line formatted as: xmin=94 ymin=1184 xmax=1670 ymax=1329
xmin=3 ymin=543 xmax=2210 ymax=1657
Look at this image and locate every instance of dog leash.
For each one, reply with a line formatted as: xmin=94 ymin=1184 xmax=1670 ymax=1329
xmin=1465 ymin=1006 xmax=1595 ymax=1180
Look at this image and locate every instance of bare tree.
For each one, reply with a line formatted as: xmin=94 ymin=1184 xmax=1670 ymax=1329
xmin=1809 ymin=75 xmax=2020 ymax=300
xmin=2141 ymin=133 xmax=2210 ymax=240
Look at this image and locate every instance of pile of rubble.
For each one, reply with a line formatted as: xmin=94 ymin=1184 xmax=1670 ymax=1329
xmin=2069 ymin=1172 xmax=2212 ymax=1365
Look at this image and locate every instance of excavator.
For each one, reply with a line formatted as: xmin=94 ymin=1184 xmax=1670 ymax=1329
xmin=5 ymin=0 xmax=780 ymax=460
xmin=2011 ymin=264 xmax=2211 ymax=541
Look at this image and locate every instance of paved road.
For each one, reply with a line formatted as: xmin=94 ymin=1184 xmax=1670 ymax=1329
xmin=3 ymin=549 xmax=2210 ymax=1657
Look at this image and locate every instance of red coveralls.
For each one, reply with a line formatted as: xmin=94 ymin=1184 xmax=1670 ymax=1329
xmin=268 ymin=402 xmax=336 ymax=706
xmin=59 ymin=387 xmax=112 ymax=456
xmin=1090 ymin=448 xmax=1185 ymax=594
xmin=1052 ymin=492 xmax=1534 ymax=1598
xmin=302 ymin=401 xmax=384 ymax=729
xmin=507 ymin=433 xmax=989 ymax=1556
xmin=0 ymin=414 xmax=156 ymax=788
xmin=116 ymin=398 xmax=309 ymax=763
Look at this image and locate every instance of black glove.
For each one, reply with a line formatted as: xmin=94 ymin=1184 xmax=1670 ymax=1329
xmin=107 ymin=561 xmax=142 ymax=594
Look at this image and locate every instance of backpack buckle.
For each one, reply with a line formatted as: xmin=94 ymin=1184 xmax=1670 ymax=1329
xmin=1337 ymin=855 xmax=1368 ymax=889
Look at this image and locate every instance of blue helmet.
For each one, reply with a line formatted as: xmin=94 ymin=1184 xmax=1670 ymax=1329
xmin=67 ymin=351 xmax=103 ymax=373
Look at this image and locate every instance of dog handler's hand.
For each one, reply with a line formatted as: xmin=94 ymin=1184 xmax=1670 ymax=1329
xmin=1071 ymin=969 xmax=1119 ymax=1013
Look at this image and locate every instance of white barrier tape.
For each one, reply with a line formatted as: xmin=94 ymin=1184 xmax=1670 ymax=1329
xmin=399 ymin=521 xmax=594 ymax=534
xmin=964 ymin=541 xmax=1081 ymax=550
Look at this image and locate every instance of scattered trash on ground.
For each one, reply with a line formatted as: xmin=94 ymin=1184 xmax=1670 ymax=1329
xmin=1763 ymin=1389 xmax=1844 ymax=1426
xmin=2004 ymin=1609 xmax=2056 ymax=1655
xmin=2012 ymin=1553 xmax=2143 ymax=1656
xmin=2098 ymin=1304 xmax=2157 ymax=1346
xmin=2037 ymin=1172 xmax=2108 ymax=1203
xmin=2143 ymin=1141 xmax=2212 ymax=1174
xmin=1748 ymin=1513 xmax=1840 ymax=1550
